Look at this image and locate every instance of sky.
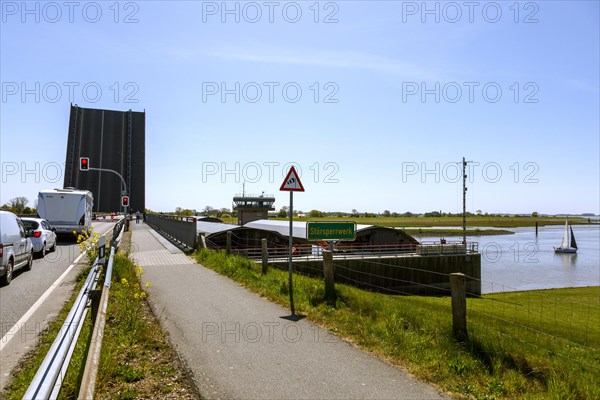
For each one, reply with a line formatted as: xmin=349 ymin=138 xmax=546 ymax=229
xmin=1 ymin=0 xmax=599 ymax=215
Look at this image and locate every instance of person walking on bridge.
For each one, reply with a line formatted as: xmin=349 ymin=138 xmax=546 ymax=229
xmin=135 ymin=210 xmax=141 ymax=224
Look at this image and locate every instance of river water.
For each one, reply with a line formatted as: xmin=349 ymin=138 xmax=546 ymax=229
xmin=418 ymin=224 xmax=600 ymax=294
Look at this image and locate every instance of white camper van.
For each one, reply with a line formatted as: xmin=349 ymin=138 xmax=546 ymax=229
xmin=37 ymin=189 xmax=93 ymax=236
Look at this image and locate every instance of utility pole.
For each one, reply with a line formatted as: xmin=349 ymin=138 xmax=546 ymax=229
xmin=462 ymin=157 xmax=471 ymax=247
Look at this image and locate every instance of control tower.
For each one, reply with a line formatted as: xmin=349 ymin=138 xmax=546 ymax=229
xmin=232 ymin=193 xmax=275 ymax=225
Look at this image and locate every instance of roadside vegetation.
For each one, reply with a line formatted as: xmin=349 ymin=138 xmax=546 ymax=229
xmin=1 ymin=231 xmax=196 ymax=400
xmin=195 ymin=248 xmax=600 ymax=400
xmin=93 ymin=249 xmax=196 ymax=399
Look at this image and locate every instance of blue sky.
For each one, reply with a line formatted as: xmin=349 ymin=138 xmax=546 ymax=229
xmin=1 ymin=1 xmax=599 ymax=215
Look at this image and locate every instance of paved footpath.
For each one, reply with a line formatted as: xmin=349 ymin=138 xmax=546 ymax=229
xmin=130 ymin=223 xmax=448 ymax=400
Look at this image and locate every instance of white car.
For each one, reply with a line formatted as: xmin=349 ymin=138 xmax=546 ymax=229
xmin=21 ymin=217 xmax=57 ymax=257
xmin=1 ymin=211 xmax=34 ymax=285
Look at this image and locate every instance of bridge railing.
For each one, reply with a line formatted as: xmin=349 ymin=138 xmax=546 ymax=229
xmin=23 ymin=222 xmax=125 ymax=399
xmin=230 ymin=241 xmax=478 ymax=261
xmin=145 ymin=213 xmax=198 ymax=250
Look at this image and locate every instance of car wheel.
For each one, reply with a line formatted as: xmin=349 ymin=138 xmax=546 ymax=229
xmin=24 ymin=252 xmax=33 ymax=271
xmin=39 ymin=242 xmax=47 ymax=258
xmin=50 ymin=241 xmax=56 ymax=252
xmin=1 ymin=260 xmax=13 ymax=286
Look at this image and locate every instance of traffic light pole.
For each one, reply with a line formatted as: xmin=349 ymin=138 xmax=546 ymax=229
xmin=86 ymin=167 xmax=129 ymax=230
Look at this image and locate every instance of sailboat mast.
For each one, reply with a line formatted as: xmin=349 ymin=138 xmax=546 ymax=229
xmin=561 ymin=219 xmax=569 ymax=248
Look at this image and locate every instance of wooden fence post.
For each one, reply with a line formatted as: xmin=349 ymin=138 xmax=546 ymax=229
xmin=323 ymin=250 xmax=336 ymax=303
xmin=261 ymin=238 xmax=268 ymax=274
xmin=450 ymin=273 xmax=468 ymax=341
xmin=226 ymin=231 xmax=232 ymax=254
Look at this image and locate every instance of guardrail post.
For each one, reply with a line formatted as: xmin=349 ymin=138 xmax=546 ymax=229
xmin=450 ymin=273 xmax=468 ymax=341
xmin=226 ymin=231 xmax=232 ymax=254
xmin=261 ymin=238 xmax=268 ymax=274
xmin=323 ymin=250 xmax=336 ymax=303
xmin=88 ymin=290 xmax=102 ymax=323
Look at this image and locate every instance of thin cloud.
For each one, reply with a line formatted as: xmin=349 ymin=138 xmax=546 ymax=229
xmin=203 ymin=46 xmax=439 ymax=80
xmin=566 ymin=79 xmax=599 ymax=93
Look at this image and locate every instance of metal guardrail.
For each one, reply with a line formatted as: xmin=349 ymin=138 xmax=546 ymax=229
xmin=110 ymin=218 xmax=126 ymax=248
xmin=78 ymin=245 xmax=116 ymax=398
xmin=23 ymin=261 xmax=100 ymax=399
xmin=146 ymin=213 xmax=197 ymax=250
xmin=24 ymin=222 xmax=124 ymax=399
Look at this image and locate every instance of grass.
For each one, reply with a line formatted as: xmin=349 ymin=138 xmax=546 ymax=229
xmin=273 ymin=215 xmax=593 ymax=228
xmin=194 ymin=248 xmax=600 ymax=400
xmin=0 ymin=233 xmax=197 ymax=400
xmin=92 ymin=250 xmax=197 ymax=399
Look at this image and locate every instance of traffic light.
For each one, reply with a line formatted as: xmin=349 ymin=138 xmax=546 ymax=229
xmin=121 ymin=195 xmax=129 ymax=207
xmin=80 ymin=157 xmax=89 ymax=171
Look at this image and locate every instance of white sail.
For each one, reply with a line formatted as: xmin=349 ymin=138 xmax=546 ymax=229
xmin=555 ymin=218 xmax=577 ymax=253
xmin=561 ymin=219 xmax=569 ymax=248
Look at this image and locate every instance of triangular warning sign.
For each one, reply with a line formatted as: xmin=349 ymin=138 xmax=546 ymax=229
xmin=280 ymin=166 xmax=305 ymax=192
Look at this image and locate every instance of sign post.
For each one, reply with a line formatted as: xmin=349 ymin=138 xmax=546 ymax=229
xmin=97 ymin=235 xmax=106 ymax=265
xmin=279 ymin=166 xmax=304 ymax=315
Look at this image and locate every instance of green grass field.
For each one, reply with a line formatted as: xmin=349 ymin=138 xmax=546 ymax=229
xmin=273 ymin=215 xmax=593 ymax=228
xmin=195 ymin=248 xmax=600 ymax=399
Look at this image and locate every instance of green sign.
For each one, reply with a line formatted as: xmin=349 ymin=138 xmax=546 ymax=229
xmin=306 ymin=221 xmax=356 ymax=241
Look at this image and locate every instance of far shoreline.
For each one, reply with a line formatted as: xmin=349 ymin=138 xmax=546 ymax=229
xmin=406 ymin=228 xmax=514 ymax=237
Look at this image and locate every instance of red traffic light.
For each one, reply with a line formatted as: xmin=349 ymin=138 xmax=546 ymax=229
xmin=121 ymin=195 xmax=129 ymax=207
xmin=80 ymin=157 xmax=89 ymax=171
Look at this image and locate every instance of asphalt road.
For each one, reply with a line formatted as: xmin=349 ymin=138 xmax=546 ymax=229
xmin=132 ymin=223 xmax=449 ymax=399
xmin=0 ymin=222 xmax=115 ymax=390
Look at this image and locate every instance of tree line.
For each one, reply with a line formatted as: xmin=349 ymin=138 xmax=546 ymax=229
xmin=0 ymin=196 xmax=37 ymax=215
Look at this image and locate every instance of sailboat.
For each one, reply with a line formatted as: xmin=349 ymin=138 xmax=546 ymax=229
xmin=554 ymin=219 xmax=578 ymax=253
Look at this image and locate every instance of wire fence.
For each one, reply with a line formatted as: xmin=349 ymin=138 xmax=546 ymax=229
xmin=218 ymin=239 xmax=600 ymax=378
xmin=338 ymin=256 xmax=597 ymax=359
xmin=332 ymin=256 xmax=598 ymax=376
xmin=201 ymin=229 xmax=599 ymax=377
